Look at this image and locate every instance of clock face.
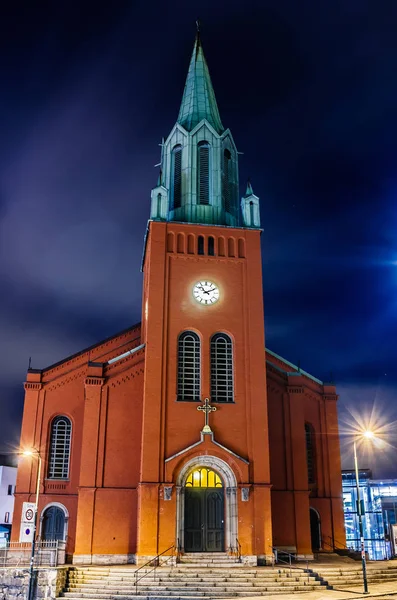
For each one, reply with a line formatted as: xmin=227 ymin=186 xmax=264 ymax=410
xmin=193 ymin=281 xmax=220 ymax=305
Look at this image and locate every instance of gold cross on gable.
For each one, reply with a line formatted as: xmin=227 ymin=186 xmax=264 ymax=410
xmin=197 ymin=398 xmax=217 ymax=433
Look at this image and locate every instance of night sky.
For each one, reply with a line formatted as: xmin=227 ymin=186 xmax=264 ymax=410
xmin=1 ymin=1 xmax=397 ymax=477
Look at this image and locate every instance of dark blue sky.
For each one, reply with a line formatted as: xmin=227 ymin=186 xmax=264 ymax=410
xmin=1 ymin=1 xmax=397 ymax=476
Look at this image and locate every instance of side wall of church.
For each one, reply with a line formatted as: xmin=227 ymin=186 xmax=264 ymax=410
xmin=266 ymin=365 xmax=345 ymax=556
xmin=13 ymin=327 xmax=145 ymax=561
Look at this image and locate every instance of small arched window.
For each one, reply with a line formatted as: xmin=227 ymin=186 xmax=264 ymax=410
xmin=171 ymin=145 xmax=182 ymax=210
xmin=305 ymin=423 xmax=316 ymax=485
xmin=210 ymin=333 xmax=234 ymax=403
xmin=177 ymin=331 xmax=201 ymax=402
xmin=223 ymin=149 xmax=233 ymax=214
xmin=48 ymin=416 xmax=72 ymax=479
xmin=208 ymin=236 xmax=215 ymax=256
xmin=198 ymin=141 xmax=210 ymax=205
xmin=198 ymin=235 xmax=205 ymax=255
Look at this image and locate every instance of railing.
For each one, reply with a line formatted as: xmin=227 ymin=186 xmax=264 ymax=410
xmin=322 ymin=535 xmax=350 ymax=552
xmin=0 ymin=540 xmax=66 ymax=567
xmin=134 ymin=544 xmax=175 ymax=595
xmin=176 ymin=538 xmax=181 ymax=564
xmin=228 ymin=539 xmax=242 ymax=562
xmin=236 ymin=538 xmax=242 ymax=563
xmin=271 ymin=547 xmax=310 ymax=583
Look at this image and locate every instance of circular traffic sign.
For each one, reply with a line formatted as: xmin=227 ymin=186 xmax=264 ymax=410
xmin=25 ymin=509 xmax=34 ymax=521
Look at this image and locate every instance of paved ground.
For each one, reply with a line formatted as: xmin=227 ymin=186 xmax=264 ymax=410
xmin=222 ymin=580 xmax=397 ymax=600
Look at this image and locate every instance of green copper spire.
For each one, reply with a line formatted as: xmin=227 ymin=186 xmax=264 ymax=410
xmin=177 ymin=28 xmax=224 ymax=134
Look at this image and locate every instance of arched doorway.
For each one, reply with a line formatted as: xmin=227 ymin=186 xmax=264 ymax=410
xmin=184 ymin=467 xmax=224 ymax=552
xmin=41 ymin=506 xmax=66 ymax=541
xmin=176 ymin=456 xmax=238 ymax=553
xmin=310 ymin=508 xmax=321 ymax=552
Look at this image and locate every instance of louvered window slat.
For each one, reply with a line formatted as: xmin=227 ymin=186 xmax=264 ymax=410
xmin=172 ymin=146 xmax=182 ymax=209
xmin=223 ymin=149 xmax=232 ymax=214
xmin=210 ymin=333 xmax=234 ymax=403
xmin=48 ymin=416 xmax=72 ymax=479
xmin=177 ymin=331 xmax=201 ymax=401
xmin=198 ymin=143 xmax=210 ymax=205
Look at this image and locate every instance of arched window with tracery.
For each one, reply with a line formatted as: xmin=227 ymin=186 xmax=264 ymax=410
xmin=48 ymin=416 xmax=72 ymax=479
xmin=305 ymin=423 xmax=316 ymax=485
xmin=210 ymin=333 xmax=234 ymax=403
xmin=198 ymin=141 xmax=210 ymax=205
xmin=185 ymin=467 xmax=223 ymax=488
xmin=177 ymin=331 xmax=201 ymax=402
xmin=171 ymin=145 xmax=182 ymax=210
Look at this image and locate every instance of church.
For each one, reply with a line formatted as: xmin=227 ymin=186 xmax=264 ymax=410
xmin=13 ymin=31 xmax=345 ymax=566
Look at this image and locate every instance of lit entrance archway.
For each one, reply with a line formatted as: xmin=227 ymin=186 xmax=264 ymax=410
xmin=176 ymin=455 xmax=238 ymax=553
xmin=184 ymin=467 xmax=224 ymax=552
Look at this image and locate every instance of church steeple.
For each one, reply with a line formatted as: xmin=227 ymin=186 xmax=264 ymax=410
xmin=150 ymin=28 xmax=260 ymax=229
xmin=177 ymin=28 xmax=224 ymax=135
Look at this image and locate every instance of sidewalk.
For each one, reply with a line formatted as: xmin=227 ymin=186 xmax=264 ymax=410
xmin=223 ymin=580 xmax=397 ymax=600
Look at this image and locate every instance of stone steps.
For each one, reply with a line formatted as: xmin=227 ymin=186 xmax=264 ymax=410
xmin=68 ymin=573 xmax=311 ymax=581
xmin=310 ymin=563 xmax=397 ymax=588
xmin=63 ymin=588 xmax=320 ymax=598
xmin=63 ymin=564 xmax=320 ymax=598
xmin=67 ymin=580 xmax=318 ymax=589
xmin=63 ymin=560 xmax=397 ymax=599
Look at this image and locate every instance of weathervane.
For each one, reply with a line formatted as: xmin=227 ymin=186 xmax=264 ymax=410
xmin=197 ymin=397 xmax=216 ymax=433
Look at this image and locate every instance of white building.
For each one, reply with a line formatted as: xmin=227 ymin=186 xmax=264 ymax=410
xmin=0 ymin=456 xmax=17 ymax=544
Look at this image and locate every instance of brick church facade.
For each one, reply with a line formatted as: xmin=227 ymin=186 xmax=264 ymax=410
xmin=13 ymin=32 xmax=345 ymax=565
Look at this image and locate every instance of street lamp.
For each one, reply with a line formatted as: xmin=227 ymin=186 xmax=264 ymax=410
xmin=21 ymin=449 xmax=42 ymax=600
xmin=353 ymin=430 xmax=374 ymax=595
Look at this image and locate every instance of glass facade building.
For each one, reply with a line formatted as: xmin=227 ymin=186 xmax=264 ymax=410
xmin=342 ymin=469 xmax=397 ymax=560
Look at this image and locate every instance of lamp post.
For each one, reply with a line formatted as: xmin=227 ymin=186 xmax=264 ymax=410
xmin=353 ymin=430 xmax=373 ymax=595
xmin=22 ymin=449 xmax=42 ymax=600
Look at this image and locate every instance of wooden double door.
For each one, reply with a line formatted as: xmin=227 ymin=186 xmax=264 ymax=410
xmin=184 ymin=488 xmax=224 ymax=552
xmin=42 ymin=507 xmax=65 ymax=541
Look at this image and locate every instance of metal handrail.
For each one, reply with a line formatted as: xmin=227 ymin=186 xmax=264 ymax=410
xmin=236 ymin=538 xmax=242 ymax=563
xmin=271 ymin=547 xmax=310 ymax=583
xmin=228 ymin=539 xmax=242 ymax=562
xmin=176 ymin=538 xmax=181 ymax=563
xmin=134 ymin=544 xmax=175 ymax=594
xmin=323 ymin=534 xmax=350 ymax=551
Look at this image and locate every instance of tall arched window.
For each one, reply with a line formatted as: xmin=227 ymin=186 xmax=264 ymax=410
xmin=171 ymin=145 xmax=182 ymax=210
xmin=198 ymin=141 xmax=210 ymax=205
xmin=211 ymin=333 xmax=234 ymax=403
xmin=48 ymin=416 xmax=72 ymax=479
xmin=305 ymin=423 xmax=316 ymax=485
xmin=222 ymin=149 xmax=233 ymax=214
xmin=177 ymin=331 xmax=201 ymax=401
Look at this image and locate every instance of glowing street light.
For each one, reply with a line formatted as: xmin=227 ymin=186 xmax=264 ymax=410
xmin=353 ymin=429 xmax=376 ymax=595
xmin=21 ymin=449 xmax=42 ymax=600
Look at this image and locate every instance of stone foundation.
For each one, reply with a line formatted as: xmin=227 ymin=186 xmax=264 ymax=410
xmin=0 ymin=567 xmax=68 ymax=600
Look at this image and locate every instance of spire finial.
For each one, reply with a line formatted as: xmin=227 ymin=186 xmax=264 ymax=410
xmin=245 ymin=179 xmax=254 ymax=197
xmin=177 ymin=23 xmax=223 ymax=134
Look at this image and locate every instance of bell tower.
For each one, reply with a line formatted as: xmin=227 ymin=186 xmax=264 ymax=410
xmin=138 ymin=29 xmax=272 ymax=565
xmin=149 ymin=29 xmax=260 ymax=229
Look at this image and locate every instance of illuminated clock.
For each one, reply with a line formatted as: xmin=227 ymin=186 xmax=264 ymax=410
xmin=193 ymin=281 xmax=220 ymax=305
